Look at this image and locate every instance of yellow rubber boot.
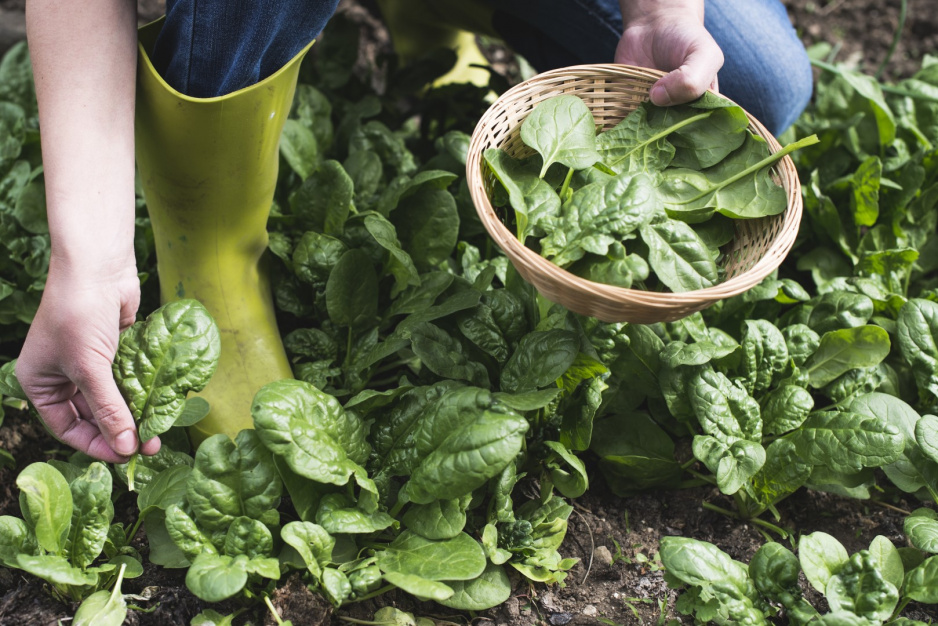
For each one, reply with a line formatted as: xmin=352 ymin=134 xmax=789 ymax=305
xmin=135 ymin=20 xmax=308 ymax=444
xmin=376 ymin=0 xmax=496 ymax=88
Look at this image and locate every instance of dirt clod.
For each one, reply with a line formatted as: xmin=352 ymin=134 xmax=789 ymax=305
xmin=266 ymin=573 xmax=332 ymax=626
xmin=592 ymin=545 xmax=614 ymax=566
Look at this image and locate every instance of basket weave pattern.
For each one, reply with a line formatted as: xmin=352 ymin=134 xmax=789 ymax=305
xmin=466 ymin=64 xmax=803 ymax=323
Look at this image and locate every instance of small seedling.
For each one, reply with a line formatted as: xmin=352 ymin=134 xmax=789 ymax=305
xmin=610 ymin=537 xmax=631 ymax=565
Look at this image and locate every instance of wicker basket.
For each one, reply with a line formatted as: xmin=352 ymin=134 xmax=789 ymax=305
xmin=466 ymin=64 xmax=803 ymax=324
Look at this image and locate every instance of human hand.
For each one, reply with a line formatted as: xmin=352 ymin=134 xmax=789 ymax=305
xmin=16 ymin=257 xmax=161 ymax=462
xmin=615 ymin=3 xmax=723 ymax=106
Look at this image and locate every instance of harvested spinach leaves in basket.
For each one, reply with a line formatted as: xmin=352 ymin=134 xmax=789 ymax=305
xmin=484 ymin=93 xmax=818 ymax=292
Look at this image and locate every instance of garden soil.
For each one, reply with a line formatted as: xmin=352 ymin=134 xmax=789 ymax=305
xmin=0 ymin=0 xmax=937 ymax=624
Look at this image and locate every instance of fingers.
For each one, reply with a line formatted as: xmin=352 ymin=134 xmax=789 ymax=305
xmin=650 ymin=39 xmax=724 ymax=106
xmin=74 ymin=390 xmax=162 ymax=456
xmin=37 ymin=399 xmax=129 ymax=463
xmin=119 ymin=286 xmax=140 ymax=331
xmin=72 ymin=358 xmax=139 ymax=457
xmin=140 ymin=436 xmax=162 ymax=456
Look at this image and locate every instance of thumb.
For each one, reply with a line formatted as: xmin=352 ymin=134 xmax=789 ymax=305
xmin=74 ymin=359 xmax=139 ymax=457
xmin=650 ymin=45 xmax=723 ymax=106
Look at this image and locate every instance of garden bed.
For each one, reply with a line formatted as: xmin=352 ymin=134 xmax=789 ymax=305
xmin=0 ymin=403 xmax=932 ymax=625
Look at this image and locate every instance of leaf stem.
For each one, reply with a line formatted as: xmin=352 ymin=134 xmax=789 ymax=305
xmin=343 ymin=584 xmax=396 ymax=605
xmin=373 ymin=357 xmax=418 ymax=376
xmin=124 ymin=511 xmax=147 ymax=546
xmin=608 ymin=110 xmax=714 ymax=167
xmin=701 ymin=501 xmax=790 ymax=538
xmin=733 ymin=491 xmax=754 ymax=519
xmin=678 ymin=134 xmax=820 ymax=205
xmin=891 ymin=597 xmax=912 ymax=622
xmin=110 ymin=563 xmax=127 ymax=603
xmin=337 ymin=616 xmax=396 ymax=625
xmin=875 ymin=0 xmax=908 ymax=80
xmin=926 ymin=484 xmax=938 ymax=507
xmin=389 ymin=498 xmax=406 ymax=518
xmin=868 ymin=499 xmax=912 ymax=516
xmin=265 ymin=595 xmax=285 ymax=625
xmin=367 ymin=375 xmax=401 ymax=387
xmin=811 ymin=58 xmax=938 ymax=103
xmin=684 ymin=467 xmax=716 ymax=486
xmin=515 ymin=213 xmax=529 ymax=244
xmin=127 ymin=453 xmax=139 ymax=492
xmin=679 ymin=457 xmax=698 ymax=471
xmin=558 ymin=167 xmax=575 ymax=202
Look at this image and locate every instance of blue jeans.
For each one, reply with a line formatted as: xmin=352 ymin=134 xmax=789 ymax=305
xmin=489 ymin=0 xmax=813 ymax=135
xmin=151 ymin=0 xmax=811 ymax=135
xmin=150 ymin=0 xmax=341 ymax=98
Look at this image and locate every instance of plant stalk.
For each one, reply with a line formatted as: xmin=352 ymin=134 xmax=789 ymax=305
xmin=110 ymin=563 xmax=127 ymax=603
xmin=389 ymin=498 xmax=406 ymax=518
xmin=875 ymin=0 xmax=908 ymax=79
xmin=373 ymin=357 xmax=418 ymax=376
xmin=679 ymin=134 xmax=820 ymax=205
xmin=337 ymin=617 xmax=396 ymax=625
xmin=701 ymin=501 xmax=789 ymax=538
xmin=927 ymin=484 xmax=938 ymax=506
xmin=265 ymin=595 xmax=285 ymax=625
xmin=124 ymin=511 xmax=147 ymax=546
xmin=126 ymin=453 xmax=139 ymax=492
xmin=343 ymin=583 xmax=396 ymax=605
xmin=812 ymin=58 xmax=938 ymax=103
xmin=609 ymin=110 xmax=715 ymax=168
xmin=558 ymin=166 xmax=575 ymax=201
xmin=679 ymin=457 xmax=698 ymax=471
xmin=684 ymin=467 xmax=717 ymax=486
xmin=868 ymin=499 xmax=912 ymax=516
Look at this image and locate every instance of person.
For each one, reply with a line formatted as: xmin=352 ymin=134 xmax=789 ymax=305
xmin=16 ymin=0 xmax=812 ymax=463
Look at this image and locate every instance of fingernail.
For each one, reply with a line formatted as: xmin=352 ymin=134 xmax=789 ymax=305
xmin=115 ymin=430 xmax=137 ymax=456
xmin=650 ymin=85 xmax=669 ymax=105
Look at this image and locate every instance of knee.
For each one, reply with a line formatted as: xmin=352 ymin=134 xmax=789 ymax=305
xmin=732 ymin=39 xmax=814 ymax=136
xmin=707 ymin=0 xmax=814 ymax=136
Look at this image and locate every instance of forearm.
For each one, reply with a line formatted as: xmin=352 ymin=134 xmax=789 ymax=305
xmin=26 ymin=0 xmax=137 ymax=278
xmin=619 ymin=0 xmax=704 ymax=24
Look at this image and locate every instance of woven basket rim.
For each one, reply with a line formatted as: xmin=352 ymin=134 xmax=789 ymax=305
xmin=466 ymin=63 xmax=803 ymax=312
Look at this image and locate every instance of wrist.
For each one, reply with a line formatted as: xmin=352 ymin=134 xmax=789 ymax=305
xmin=48 ymin=245 xmax=138 ymax=287
xmin=45 ymin=187 xmax=137 ymax=274
xmin=619 ymin=0 xmax=704 ymax=25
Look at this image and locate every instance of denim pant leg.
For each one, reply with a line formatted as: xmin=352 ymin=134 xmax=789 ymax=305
xmin=150 ymin=0 xmax=341 ymax=97
xmin=489 ymin=0 xmax=813 ymax=135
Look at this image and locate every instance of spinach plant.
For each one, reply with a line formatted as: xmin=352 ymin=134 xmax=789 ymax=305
xmin=660 ymin=528 xmax=938 ymax=625
xmin=112 ymin=299 xmax=221 ymax=490
xmin=0 ymin=461 xmax=140 ymax=602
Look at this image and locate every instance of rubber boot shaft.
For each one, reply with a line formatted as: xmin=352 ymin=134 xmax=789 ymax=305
xmin=376 ymin=0 xmax=494 ymax=87
xmin=135 ymin=19 xmax=308 ymax=444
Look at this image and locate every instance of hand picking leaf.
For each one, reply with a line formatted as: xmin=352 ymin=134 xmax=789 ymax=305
xmin=113 ymin=300 xmax=221 ymax=443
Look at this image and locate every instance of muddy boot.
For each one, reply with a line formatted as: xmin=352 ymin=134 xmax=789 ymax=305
xmin=376 ymin=0 xmax=496 ymax=88
xmin=134 ymin=20 xmax=308 ymax=444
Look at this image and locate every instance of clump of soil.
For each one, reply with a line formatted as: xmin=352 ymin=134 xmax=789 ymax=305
xmin=781 ymin=0 xmax=938 ymax=80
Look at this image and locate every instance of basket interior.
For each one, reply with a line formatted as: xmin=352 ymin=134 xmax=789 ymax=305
xmin=478 ymin=68 xmax=791 ymax=284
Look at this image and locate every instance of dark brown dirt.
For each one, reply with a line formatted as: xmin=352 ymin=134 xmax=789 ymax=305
xmin=1 ymin=402 xmax=936 ymax=625
xmin=781 ymin=0 xmax=938 ymax=81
